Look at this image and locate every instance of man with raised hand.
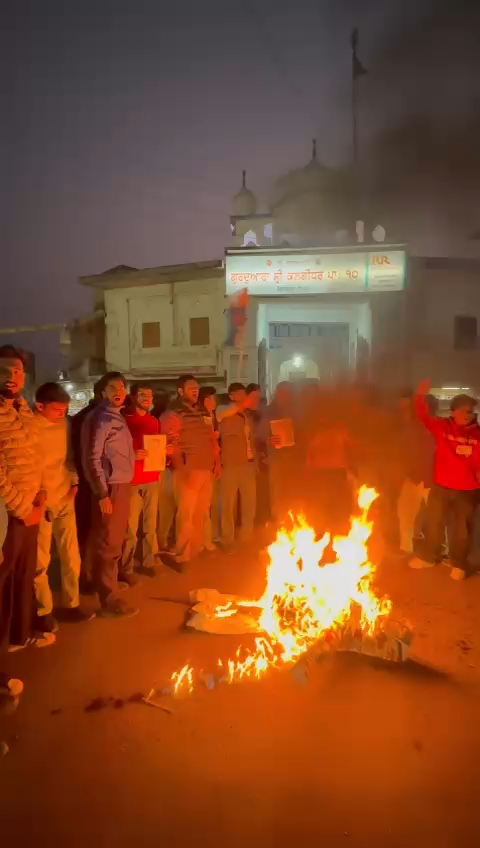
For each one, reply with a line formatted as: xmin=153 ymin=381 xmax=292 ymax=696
xmin=409 ymin=379 xmax=480 ymax=580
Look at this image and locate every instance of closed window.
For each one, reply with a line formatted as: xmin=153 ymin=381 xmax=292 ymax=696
xmin=190 ymin=316 xmax=210 ymax=346
xmin=142 ymin=321 xmax=161 ymax=348
xmin=454 ymin=315 xmax=477 ymax=350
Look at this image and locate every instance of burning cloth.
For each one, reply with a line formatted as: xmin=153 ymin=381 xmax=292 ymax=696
xmin=187 ymin=589 xmax=262 ymax=635
xmin=171 ymin=488 xmax=413 ymax=696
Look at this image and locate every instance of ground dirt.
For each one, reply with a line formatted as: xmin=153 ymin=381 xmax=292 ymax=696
xmin=1 ymin=536 xmax=480 ymax=847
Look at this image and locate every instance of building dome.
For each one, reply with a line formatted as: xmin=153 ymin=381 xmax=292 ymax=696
xmin=270 ymin=140 xmax=355 ymax=244
xmin=232 ymin=170 xmax=257 ymax=217
xmin=270 ymin=140 xmax=334 ymax=210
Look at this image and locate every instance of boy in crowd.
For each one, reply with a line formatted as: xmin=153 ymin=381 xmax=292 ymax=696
xmin=199 ymin=385 xmax=220 ymax=547
xmin=82 ymin=371 xmax=137 ymax=617
xmin=409 ymin=380 xmax=480 ymax=580
xmin=34 ymin=382 xmax=93 ymax=631
xmin=121 ymin=383 xmax=165 ymax=579
xmin=161 ymin=375 xmax=219 ymax=567
xmin=217 ymin=382 xmax=257 ymax=548
xmin=0 ymin=346 xmax=54 ymax=650
xmin=71 ymin=377 xmax=103 ymax=589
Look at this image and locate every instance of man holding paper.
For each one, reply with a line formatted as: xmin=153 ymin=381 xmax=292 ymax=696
xmin=258 ymin=381 xmax=302 ymax=521
xmin=121 ymin=384 xmax=166 ymax=579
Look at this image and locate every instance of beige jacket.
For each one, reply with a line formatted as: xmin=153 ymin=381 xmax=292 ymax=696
xmin=34 ymin=413 xmax=78 ymax=509
xmin=0 ymin=396 xmax=42 ymax=519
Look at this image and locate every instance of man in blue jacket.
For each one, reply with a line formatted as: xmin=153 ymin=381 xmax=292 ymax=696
xmin=82 ymin=372 xmax=137 ymax=618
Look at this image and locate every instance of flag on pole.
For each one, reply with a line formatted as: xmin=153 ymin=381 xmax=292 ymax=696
xmin=351 ymin=28 xmax=367 ymax=80
xmin=225 ymin=288 xmax=248 ymax=348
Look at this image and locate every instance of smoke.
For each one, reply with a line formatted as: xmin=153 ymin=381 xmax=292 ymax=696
xmin=360 ymin=1 xmax=480 ymax=252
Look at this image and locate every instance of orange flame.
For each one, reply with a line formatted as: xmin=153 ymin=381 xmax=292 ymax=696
xmin=170 ymin=487 xmax=392 ymax=694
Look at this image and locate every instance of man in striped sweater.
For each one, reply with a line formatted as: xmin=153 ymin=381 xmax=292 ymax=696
xmin=161 ymin=375 xmax=220 ymax=568
xmin=0 ymin=346 xmax=55 ymax=651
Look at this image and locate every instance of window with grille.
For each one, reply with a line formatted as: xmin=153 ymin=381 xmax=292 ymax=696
xmin=142 ymin=321 xmax=161 ymax=348
xmin=190 ymin=316 xmax=210 ymax=346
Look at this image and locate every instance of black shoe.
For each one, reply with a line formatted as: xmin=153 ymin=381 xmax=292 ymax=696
xmin=118 ymin=572 xmax=141 ymax=588
xmin=136 ymin=564 xmax=157 ymax=578
xmin=99 ymin=599 xmax=139 ymax=619
xmin=79 ymin=577 xmax=96 ymax=595
xmin=35 ymin=613 xmax=59 ymax=634
xmin=59 ymin=607 xmax=96 ymax=624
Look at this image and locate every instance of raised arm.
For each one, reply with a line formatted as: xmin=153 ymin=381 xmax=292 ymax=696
xmin=414 ymin=379 xmax=444 ymax=436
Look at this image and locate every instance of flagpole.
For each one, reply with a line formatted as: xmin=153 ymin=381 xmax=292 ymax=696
xmin=350 ymin=28 xmax=366 ymax=226
xmin=352 ymin=55 xmax=358 ymax=171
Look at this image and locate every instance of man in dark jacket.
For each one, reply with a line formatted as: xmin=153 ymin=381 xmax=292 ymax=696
xmin=70 ymin=378 xmax=103 ymax=587
xmin=394 ymin=389 xmax=435 ymax=559
xmin=161 ymin=375 xmax=219 ymax=567
xmin=217 ymin=383 xmax=257 ymax=547
xmin=82 ymin=371 xmax=137 ymax=616
xmin=409 ymin=380 xmax=480 ymax=580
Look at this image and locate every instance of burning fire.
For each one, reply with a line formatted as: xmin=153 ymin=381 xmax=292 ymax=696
xmin=171 ymin=487 xmax=392 ymax=694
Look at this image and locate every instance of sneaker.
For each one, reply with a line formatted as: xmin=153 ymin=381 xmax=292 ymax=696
xmin=79 ymin=577 xmax=96 ymax=595
xmin=8 ymin=632 xmax=56 ymax=652
xmin=0 ymin=677 xmax=24 ymax=698
xmin=450 ymin=566 xmax=466 ymax=581
xmin=33 ymin=631 xmax=56 ymax=648
xmin=171 ymin=555 xmax=189 ymax=573
xmin=99 ymin=599 xmax=139 ymax=619
xmin=409 ymin=556 xmax=435 ymax=570
xmin=59 ymin=607 xmax=96 ymax=624
xmin=117 ymin=572 xmax=141 ymax=588
xmin=35 ymin=613 xmax=59 ymax=634
xmin=136 ymin=564 xmax=157 ymax=578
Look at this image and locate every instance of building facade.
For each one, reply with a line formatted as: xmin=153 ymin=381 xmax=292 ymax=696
xmin=70 ymin=146 xmax=480 ymax=401
xmin=74 ymin=250 xmax=480 ymax=402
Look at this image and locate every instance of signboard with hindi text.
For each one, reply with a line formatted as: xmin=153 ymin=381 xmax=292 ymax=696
xmin=225 ymin=249 xmax=406 ymax=296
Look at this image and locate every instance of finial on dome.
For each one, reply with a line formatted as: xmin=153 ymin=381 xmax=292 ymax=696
xmin=242 ymin=169 xmax=247 ymax=188
xmin=311 ymin=138 xmax=317 ymax=162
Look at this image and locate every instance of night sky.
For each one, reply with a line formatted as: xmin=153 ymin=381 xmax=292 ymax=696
xmin=2 ymin=0 xmax=479 ymax=376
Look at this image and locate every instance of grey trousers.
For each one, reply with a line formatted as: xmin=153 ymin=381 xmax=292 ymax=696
xmin=220 ymin=463 xmax=256 ymax=546
xmin=121 ymin=482 xmax=159 ymax=573
xmin=90 ymin=483 xmax=131 ymax=606
xmin=157 ymin=470 xmax=176 ymax=550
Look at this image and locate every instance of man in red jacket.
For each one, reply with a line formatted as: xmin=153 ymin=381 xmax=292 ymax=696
xmin=409 ymin=379 xmax=480 ymax=580
xmin=120 ymin=384 xmax=164 ymax=580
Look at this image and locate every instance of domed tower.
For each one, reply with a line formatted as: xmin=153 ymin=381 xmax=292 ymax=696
xmin=270 ymin=140 xmax=354 ymax=246
xmin=229 ymin=170 xmax=273 ymax=248
xmin=232 ymin=170 xmax=257 ymax=217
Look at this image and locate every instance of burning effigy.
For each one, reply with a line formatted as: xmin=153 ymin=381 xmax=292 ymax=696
xmin=168 ymin=487 xmax=413 ymax=696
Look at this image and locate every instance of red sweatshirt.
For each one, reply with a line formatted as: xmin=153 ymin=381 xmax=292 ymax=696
xmin=123 ymin=411 xmax=160 ymax=485
xmin=415 ymin=395 xmax=480 ymax=491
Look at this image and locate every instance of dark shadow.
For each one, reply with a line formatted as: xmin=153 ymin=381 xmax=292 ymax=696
xmin=149 ymin=596 xmax=192 ymax=606
xmin=331 ymin=650 xmax=450 ymax=682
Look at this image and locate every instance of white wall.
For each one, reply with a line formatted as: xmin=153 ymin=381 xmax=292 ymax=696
xmin=408 ymin=266 xmax=480 ymax=390
xmin=104 ymin=276 xmax=225 ymax=377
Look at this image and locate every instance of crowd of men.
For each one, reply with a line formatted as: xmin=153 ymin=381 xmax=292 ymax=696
xmin=2 ymin=340 xmax=480 ymax=703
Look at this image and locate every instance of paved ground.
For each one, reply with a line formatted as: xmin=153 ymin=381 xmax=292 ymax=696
xmin=1 ymin=538 xmax=480 ymax=847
